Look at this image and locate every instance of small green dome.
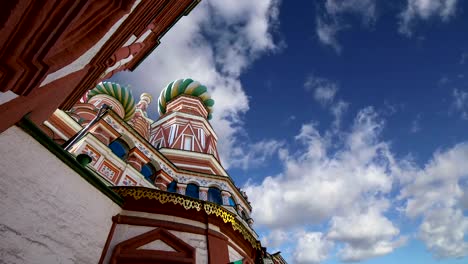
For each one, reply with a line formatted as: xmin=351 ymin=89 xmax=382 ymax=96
xmin=88 ymin=82 xmax=136 ymax=121
xmin=158 ymin=78 xmax=214 ymax=119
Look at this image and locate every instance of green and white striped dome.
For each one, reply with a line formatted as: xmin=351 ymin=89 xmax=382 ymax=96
xmin=87 ymin=82 xmax=136 ymax=121
xmin=158 ymin=78 xmax=215 ymax=120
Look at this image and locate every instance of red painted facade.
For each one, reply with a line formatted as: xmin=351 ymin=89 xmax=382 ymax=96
xmin=0 ymin=0 xmax=200 ymax=133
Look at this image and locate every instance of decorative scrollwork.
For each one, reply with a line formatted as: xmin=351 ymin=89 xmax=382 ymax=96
xmin=112 ymin=187 xmax=261 ymax=249
xmin=114 ymin=187 xmax=202 ymax=211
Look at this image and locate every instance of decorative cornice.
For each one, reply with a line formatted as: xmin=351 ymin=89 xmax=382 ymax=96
xmin=112 ymin=186 xmax=261 ymax=250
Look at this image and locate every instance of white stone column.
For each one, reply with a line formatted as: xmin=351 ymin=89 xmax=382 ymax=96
xmin=177 ymin=183 xmax=187 ymax=195
xmin=221 ymin=190 xmax=231 ymax=206
xmin=199 ymin=187 xmax=208 ymax=201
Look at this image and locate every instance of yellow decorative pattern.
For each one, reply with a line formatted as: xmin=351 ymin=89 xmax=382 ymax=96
xmin=113 ymin=187 xmax=260 ymax=249
xmin=115 ymin=187 xmax=203 ymax=211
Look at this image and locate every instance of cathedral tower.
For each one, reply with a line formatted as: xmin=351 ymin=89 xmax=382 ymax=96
xmin=41 ymin=78 xmax=265 ymax=263
xmin=150 ymin=79 xmax=224 ymax=175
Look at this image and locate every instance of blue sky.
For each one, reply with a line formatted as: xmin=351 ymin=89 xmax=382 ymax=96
xmin=111 ymin=0 xmax=468 ymax=263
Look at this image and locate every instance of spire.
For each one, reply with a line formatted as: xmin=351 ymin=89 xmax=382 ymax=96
xmin=136 ymin=92 xmax=152 ymax=117
xmin=129 ymin=93 xmax=153 ymax=140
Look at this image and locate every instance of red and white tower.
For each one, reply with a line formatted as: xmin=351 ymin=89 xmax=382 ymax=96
xmin=150 ymin=78 xmax=225 ymax=175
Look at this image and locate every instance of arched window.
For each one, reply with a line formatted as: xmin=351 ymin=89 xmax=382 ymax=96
xmin=109 ymin=139 xmax=129 ymax=160
xmin=167 ymin=180 xmax=177 ymax=193
xmin=140 ymin=163 xmax=155 ymax=181
xmin=208 ymin=187 xmax=222 ymax=205
xmin=228 ymin=196 xmax=236 ymax=207
xmin=185 ymin=183 xmax=199 ymax=199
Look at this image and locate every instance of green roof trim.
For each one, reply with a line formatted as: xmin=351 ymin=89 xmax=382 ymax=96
xmin=87 ymin=82 xmax=136 ymax=121
xmin=157 ymin=78 xmax=215 ymax=120
xmin=192 ymin=85 xmax=207 ymax=97
xmin=164 ymin=81 xmax=174 ymax=104
xmin=204 ymin=98 xmax=215 ymax=107
xmin=179 ymin=78 xmax=193 ymax=94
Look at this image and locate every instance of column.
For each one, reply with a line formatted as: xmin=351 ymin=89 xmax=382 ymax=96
xmin=177 ymin=183 xmax=187 ymax=195
xmin=199 ymin=187 xmax=208 ymax=201
xmin=154 ymin=171 xmax=171 ymax=191
xmin=221 ymin=190 xmax=231 ymax=206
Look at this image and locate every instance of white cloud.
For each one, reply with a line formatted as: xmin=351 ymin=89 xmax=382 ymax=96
xmin=399 ymin=0 xmax=459 ymax=36
xmin=398 ymin=142 xmax=468 ymax=258
xmin=111 ymin=0 xmax=281 ymax=169
xmin=305 ymin=75 xmax=338 ymax=105
xmin=247 ymin=104 xmax=468 ymax=261
xmin=452 ymin=89 xmax=468 ymax=120
xmin=331 ymin=100 xmax=349 ymax=129
xmin=419 ymin=208 xmax=468 ymax=258
xmin=304 ymin=75 xmax=348 ymax=128
xmin=338 ymin=237 xmax=407 ymax=262
xmin=325 ymin=0 xmax=377 ymax=24
xmin=294 ymin=232 xmax=333 ymax=264
xmin=328 ymin=206 xmax=407 ymax=262
xmin=316 ymin=17 xmax=342 ymax=53
xmin=317 ymin=0 xmax=459 ymax=49
xmin=261 ymin=229 xmax=290 ymax=249
xmin=230 ymin=139 xmax=284 ymax=170
xmin=315 ymin=86 xmax=337 ymax=105
xmin=315 ymin=0 xmax=377 ymax=53
xmin=245 ymin=107 xmax=404 ymax=262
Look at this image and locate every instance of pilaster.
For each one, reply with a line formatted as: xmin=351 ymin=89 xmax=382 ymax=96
xmin=199 ymin=187 xmax=209 ymax=201
xmin=221 ymin=190 xmax=231 ymax=206
xmin=177 ymin=183 xmax=187 ymax=195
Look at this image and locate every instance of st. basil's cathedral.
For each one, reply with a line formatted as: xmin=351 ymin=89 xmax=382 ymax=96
xmin=0 ymin=1 xmax=287 ymax=263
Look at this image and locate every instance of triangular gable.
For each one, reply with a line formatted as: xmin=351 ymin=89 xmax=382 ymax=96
xmin=137 ymin=239 xmax=176 ymax=251
xmin=171 ymin=122 xmax=203 ymax=151
xmin=150 ymin=127 xmax=167 ymax=148
xmin=110 ymin=227 xmax=195 ymax=263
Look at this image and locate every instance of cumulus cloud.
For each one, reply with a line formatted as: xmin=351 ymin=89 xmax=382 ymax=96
xmin=315 ymin=0 xmax=377 ymax=53
xmin=261 ymin=228 xmax=290 ymax=249
xmin=419 ymin=208 xmax=468 ymax=258
xmin=398 ymin=142 xmax=468 ymax=258
xmin=246 ymin=104 xmax=468 ymax=261
xmin=230 ymin=139 xmax=284 ymax=170
xmin=328 ymin=207 xmax=407 ymax=262
xmin=245 ymin=107 xmax=404 ymax=262
xmin=110 ymin=0 xmax=282 ymax=168
xmin=294 ymin=232 xmax=333 ymax=264
xmin=452 ymin=89 xmax=468 ymax=120
xmin=399 ymin=0 xmax=459 ymax=36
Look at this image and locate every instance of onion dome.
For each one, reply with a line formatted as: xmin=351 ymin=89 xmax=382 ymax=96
xmin=87 ymin=82 xmax=136 ymax=121
xmin=158 ymin=78 xmax=215 ymax=120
